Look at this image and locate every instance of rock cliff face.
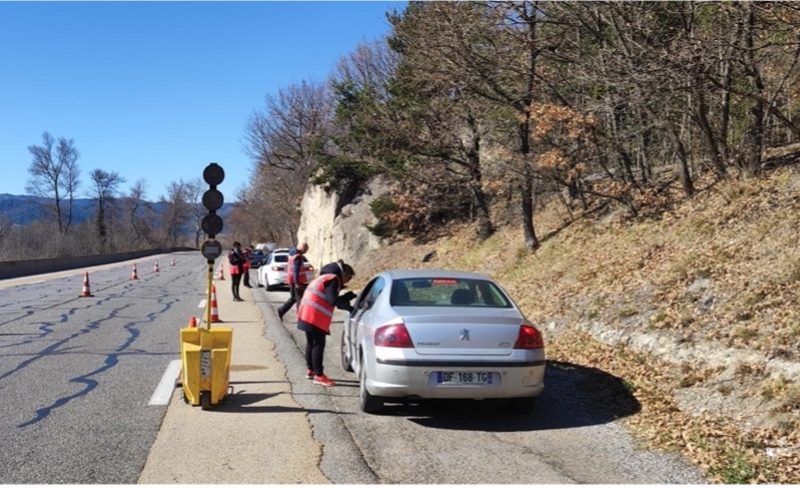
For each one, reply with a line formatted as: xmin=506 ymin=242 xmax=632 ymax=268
xmin=295 ymin=179 xmax=389 ymax=270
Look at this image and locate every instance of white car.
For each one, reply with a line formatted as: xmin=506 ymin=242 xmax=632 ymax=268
xmin=341 ymin=269 xmax=545 ymax=414
xmin=257 ymin=248 xmax=314 ymax=291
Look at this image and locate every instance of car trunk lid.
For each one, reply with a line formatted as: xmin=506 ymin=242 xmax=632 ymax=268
xmin=402 ymin=310 xmax=522 ymax=356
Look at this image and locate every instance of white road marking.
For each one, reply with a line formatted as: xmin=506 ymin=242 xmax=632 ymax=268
xmin=148 ymin=359 xmax=182 ymax=406
xmin=198 ymin=299 xmax=206 ymax=308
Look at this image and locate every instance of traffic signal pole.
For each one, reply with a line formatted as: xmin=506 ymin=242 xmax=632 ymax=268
xmin=180 ymin=162 xmax=232 ymax=409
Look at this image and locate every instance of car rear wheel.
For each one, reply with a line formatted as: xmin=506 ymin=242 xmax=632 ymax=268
xmin=340 ymin=333 xmax=354 ymax=372
xmin=359 ymin=360 xmax=383 ymax=414
xmin=508 ymin=397 xmax=537 ymax=414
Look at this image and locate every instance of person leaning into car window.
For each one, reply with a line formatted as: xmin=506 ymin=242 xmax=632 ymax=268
xmin=228 ymin=241 xmax=246 ymax=302
xmin=296 ymin=259 xmax=357 ymax=387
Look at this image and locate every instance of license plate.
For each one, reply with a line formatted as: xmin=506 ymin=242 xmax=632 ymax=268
xmin=435 ymin=371 xmax=494 ymax=385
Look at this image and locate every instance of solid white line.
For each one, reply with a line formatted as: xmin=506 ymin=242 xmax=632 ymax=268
xmin=148 ymin=359 xmax=182 ymax=406
xmin=198 ymin=299 xmax=206 ymax=308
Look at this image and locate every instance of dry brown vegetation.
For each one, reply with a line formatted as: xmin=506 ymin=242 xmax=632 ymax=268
xmin=354 ymin=166 xmax=800 ymax=483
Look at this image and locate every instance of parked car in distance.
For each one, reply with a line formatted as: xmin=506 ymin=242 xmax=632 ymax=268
xmin=340 ymin=269 xmax=545 ymax=414
xmin=248 ymin=249 xmax=265 ymax=269
xmin=257 ymin=248 xmax=314 ymax=290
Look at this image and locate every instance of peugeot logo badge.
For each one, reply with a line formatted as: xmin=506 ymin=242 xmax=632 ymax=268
xmin=459 ymin=329 xmax=470 ymax=341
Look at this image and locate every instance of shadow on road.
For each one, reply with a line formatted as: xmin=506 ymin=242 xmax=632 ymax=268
xmin=394 ymin=360 xmax=640 ymax=432
xmin=214 ymin=391 xmax=344 ymax=415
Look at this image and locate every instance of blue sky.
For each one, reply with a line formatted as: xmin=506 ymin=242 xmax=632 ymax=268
xmin=0 ymin=1 xmax=402 ymax=201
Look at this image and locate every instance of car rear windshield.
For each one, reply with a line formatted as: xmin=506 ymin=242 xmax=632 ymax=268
xmin=273 ymin=254 xmax=289 ymax=263
xmin=390 ymin=278 xmax=512 ymax=308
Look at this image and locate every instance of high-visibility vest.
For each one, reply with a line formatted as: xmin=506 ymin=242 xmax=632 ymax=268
xmin=287 ymin=253 xmax=308 ymax=285
xmin=297 ymin=274 xmax=340 ymax=333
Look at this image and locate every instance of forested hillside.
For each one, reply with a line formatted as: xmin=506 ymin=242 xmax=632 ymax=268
xmin=237 ymin=2 xmax=800 ymax=248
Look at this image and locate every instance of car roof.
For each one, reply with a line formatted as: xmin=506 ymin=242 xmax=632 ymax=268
xmin=271 ymin=248 xmax=290 ymax=254
xmin=382 ymin=269 xmax=493 ymax=281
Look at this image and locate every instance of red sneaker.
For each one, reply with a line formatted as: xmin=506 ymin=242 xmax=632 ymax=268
xmin=305 ymin=369 xmax=314 ymax=380
xmin=313 ymin=374 xmax=336 ymax=387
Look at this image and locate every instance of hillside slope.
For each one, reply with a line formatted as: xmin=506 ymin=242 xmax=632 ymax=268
xmin=352 ymin=168 xmax=800 ymax=483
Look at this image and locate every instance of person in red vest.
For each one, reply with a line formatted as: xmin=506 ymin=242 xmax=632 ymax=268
xmin=242 ymin=244 xmax=253 ymax=288
xmin=296 ymin=259 xmax=357 ymax=387
xmin=277 ymin=242 xmax=309 ymax=321
xmin=228 ymin=242 xmax=246 ymax=302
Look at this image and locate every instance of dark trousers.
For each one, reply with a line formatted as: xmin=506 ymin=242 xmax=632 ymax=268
xmin=277 ymin=284 xmax=306 ymax=318
xmin=231 ymin=273 xmax=242 ymax=299
xmin=304 ymin=328 xmax=327 ymax=375
xmin=243 ymin=269 xmax=251 ymax=287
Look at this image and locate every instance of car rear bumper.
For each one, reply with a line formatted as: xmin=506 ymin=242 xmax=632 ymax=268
xmin=367 ymin=360 xmax=545 ymax=400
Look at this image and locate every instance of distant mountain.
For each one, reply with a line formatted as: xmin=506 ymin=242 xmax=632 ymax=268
xmin=0 ymin=194 xmax=235 ymax=226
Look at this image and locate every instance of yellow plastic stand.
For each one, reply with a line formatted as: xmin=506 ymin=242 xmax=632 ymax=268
xmin=180 ymin=326 xmax=233 ymax=409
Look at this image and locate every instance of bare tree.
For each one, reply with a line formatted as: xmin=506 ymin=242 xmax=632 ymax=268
xmin=25 ymin=132 xmax=81 ymax=234
xmin=89 ymin=169 xmax=125 ymax=251
xmin=242 ymin=80 xmax=335 ymax=240
xmin=159 ymin=180 xmax=194 ymax=247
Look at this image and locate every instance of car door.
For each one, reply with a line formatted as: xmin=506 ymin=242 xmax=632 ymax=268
xmin=345 ymin=278 xmax=378 ymax=371
xmin=353 ymin=277 xmax=386 ymax=373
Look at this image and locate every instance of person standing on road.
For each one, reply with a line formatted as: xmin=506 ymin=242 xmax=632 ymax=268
xmin=228 ymin=241 xmax=246 ymax=302
xmin=277 ymin=242 xmax=310 ymax=321
xmin=296 ymin=260 xmax=357 ymax=387
xmin=242 ymin=244 xmax=253 ymax=288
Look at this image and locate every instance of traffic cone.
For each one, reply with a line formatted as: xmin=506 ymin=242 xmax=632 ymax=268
xmin=210 ymin=285 xmax=221 ymax=322
xmin=131 ymin=263 xmax=139 ymax=280
xmin=153 ymin=260 xmax=160 ymax=273
xmin=79 ymin=272 xmax=93 ymax=297
xmin=170 ymin=257 xmax=176 ymax=266
xmin=187 ymin=316 xmax=198 ymax=328
xmin=216 ymin=264 xmax=225 ymax=280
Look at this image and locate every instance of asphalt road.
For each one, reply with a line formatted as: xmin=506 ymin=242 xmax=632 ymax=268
xmin=0 ymin=253 xmax=204 ymax=483
xmin=258 ymin=287 xmax=707 ymax=484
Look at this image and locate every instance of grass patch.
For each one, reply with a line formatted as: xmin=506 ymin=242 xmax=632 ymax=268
xmin=709 ymin=449 xmax=756 ymax=484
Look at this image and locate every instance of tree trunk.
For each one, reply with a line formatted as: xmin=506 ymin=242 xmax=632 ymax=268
xmin=740 ymin=3 xmax=765 ymax=175
xmin=466 ymin=114 xmax=494 ymax=240
xmin=518 ymin=2 xmax=539 ymax=251
xmin=695 ymin=89 xmax=727 ymax=178
xmin=521 ymin=166 xmax=539 ymax=250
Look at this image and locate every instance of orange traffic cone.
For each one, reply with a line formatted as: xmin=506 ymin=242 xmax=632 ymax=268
xmin=170 ymin=257 xmax=176 ymax=266
xmin=131 ymin=263 xmax=139 ymax=280
xmin=210 ymin=285 xmax=221 ymax=322
xmin=216 ymin=264 xmax=225 ymax=280
xmin=187 ymin=316 xmax=198 ymax=328
xmin=79 ymin=272 xmax=93 ymax=297
xmin=153 ymin=260 xmax=160 ymax=273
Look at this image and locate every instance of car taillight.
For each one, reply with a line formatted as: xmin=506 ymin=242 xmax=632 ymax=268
xmin=272 ymin=266 xmax=285 ymax=272
xmin=514 ymin=324 xmax=544 ymax=349
xmin=374 ymin=324 xmax=414 ymax=348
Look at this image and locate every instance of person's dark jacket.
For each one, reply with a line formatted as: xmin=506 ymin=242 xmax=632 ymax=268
xmin=228 ymin=248 xmax=245 ymax=273
xmin=297 ymin=261 xmax=357 ymax=334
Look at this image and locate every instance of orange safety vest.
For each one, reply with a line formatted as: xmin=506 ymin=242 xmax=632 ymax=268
xmin=287 ymin=252 xmax=308 ymax=286
xmin=297 ymin=274 xmax=340 ymax=333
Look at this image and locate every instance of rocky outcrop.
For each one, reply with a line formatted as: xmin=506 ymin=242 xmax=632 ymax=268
xmin=295 ymin=179 xmax=389 ymax=270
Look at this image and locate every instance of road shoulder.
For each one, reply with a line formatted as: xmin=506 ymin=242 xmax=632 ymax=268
xmin=137 ymin=284 xmax=329 ymax=484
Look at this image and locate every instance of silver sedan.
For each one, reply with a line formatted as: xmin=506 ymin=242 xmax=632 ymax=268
xmin=341 ymin=269 xmax=545 ymax=414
